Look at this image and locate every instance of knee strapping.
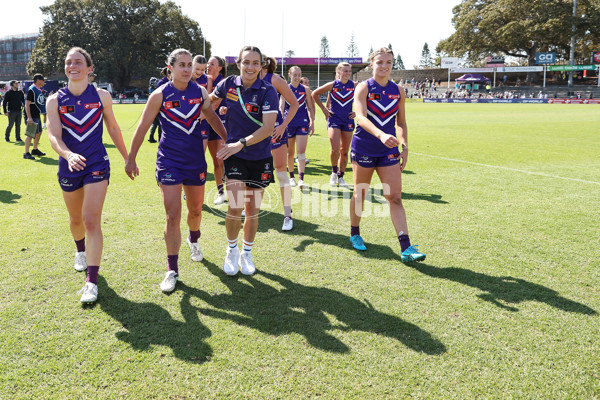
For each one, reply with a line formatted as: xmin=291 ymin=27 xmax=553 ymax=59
xmin=297 ymin=153 xmax=306 ymax=161
xmin=276 ymin=171 xmax=289 ymax=187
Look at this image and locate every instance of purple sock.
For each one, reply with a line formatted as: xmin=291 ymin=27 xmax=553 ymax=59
xmin=299 ymin=172 xmax=305 ymax=180
xmin=217 ymin=184 xmax=224 ymax=195
xmin=351 ymin=225 xmax=360 ymax=237
xmin=86 ymin=266 xmax=99 ymax=284
xmin=289 ymin=172 xmax=295 ymax=179
xmin=399 ymin=234 xmax=411 ymax=252
xmin=167 ymin=255 xmax=179 ymax=274
xmin=332 ymin=166 xmax=338 ymax=174
xmin=338 ymin=171 xmax=345 ymax=178
xmin=189 ymin=230 xmax=201 ymax=243
xmin=75 ymin=237 xmax=85 ymax=253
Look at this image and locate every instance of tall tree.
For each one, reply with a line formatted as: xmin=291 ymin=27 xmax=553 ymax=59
xmin=436 ymin=0 xmax=600 ymax=69
xmin=319 ymin=36 xmax=330 ymax=58
xmin=395 ymin=54 xmax=405 ymax=70
xmin=346 ymin=33 xmax=359 ymax=57
xmin=419 ymin=43 xmax=434 ymax=68
xmin=28 ymin=0 xmax=210 ymax=91
xmin=285 ymin=50 xmax=295 ymax=58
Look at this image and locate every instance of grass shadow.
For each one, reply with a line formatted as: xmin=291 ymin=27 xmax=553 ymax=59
xmin=407 ymin=261 xmax=597 ymax=315
xmin=184 ymin=260 xmax=446 ymax=355
xmin=97 ymin=276 xmax=213 ymax=363
xmin=0 ymin=190 xmax=21 ymax=204
xmin=34 ymin=156 xmax=59 ymax=166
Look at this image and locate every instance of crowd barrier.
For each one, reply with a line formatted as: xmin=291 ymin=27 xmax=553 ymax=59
xmin=423 ymin=98 xmax=600 ymax=104
xmin=112 ymin=99 xmax=148 ymax=104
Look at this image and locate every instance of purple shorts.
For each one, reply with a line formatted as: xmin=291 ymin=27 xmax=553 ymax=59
xmin=156 ymin=166 xmax=207 ymax=186
xmin=270 ymin=122 xmax=288 ymax=150
xmin=58 ymin=167 xmax=110 ymax=192
xmin=351 ymin=151 xmax=401 ymax=168
xmin=327 ymin=116 xmax=355 ymax=131
xmin=287 ymin=125 xmax=309 ymax=138
xmin=207 ymin=119 xmax=225 ymax=141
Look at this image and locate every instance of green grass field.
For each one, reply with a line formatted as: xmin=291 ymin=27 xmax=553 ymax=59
xmin=1 ymin=103 xmax=599 ymax=399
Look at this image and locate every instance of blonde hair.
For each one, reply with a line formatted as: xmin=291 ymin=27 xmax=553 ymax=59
xmin=288 ymin=66 xmax=302 ymax=77
xmin=368 ymin=47 xmax=394 ymax=63
xmin=335 ymin=62 xmax=352 ymax=79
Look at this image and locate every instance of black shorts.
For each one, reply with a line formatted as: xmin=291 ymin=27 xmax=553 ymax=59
xmin=224 ymin=155 xmax=274 ymax=189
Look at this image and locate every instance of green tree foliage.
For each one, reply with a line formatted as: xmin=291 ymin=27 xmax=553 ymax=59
xmin=419 ymin=43 xmax=434 ymax=68
xmin=436 ymin=0 xmax=600 ymax=66
xmin=395 ymin=54 xmax=405 ymax=70
xmin=319 ymin=36 xmax=330 ymax=58
xmin=285 ymin=50 xmax=295 ymax=58
xmin=28 ymin=0 xmax=210 ymax=90
xmin=346 ymin=33 xmax=359 ymax=57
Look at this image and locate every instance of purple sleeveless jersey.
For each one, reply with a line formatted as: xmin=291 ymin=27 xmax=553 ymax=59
xmin=57 ymin=84 xmax=108 ymax=177
xmin=284 ymin=83 xmax=309 ymax=127
xmin=330 ymin=79 xmax=355 ymax=117
xmin=352 ymin=78 xmax=401 ymax=156
xmin=157 ymin=81 xmax=207 ymax=170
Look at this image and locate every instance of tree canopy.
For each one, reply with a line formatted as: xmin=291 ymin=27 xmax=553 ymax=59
xmin=28 ymin=0 xmax=210 ymax=90
xmin=320 ymin=36 xmax=330 ymax=58
xmin=346 ymin=34 xmax=359 ymax=57
xmin=419 ymin=43 xmax=434 ymax=69
xmin=436 ymin=0 xmax=600 ymax=66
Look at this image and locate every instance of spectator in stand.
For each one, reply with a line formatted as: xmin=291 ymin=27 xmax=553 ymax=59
xmin=88 ymin=73 xmax=98 ymax=88
xmin=2 ymin=80 xmax=25 ymax=142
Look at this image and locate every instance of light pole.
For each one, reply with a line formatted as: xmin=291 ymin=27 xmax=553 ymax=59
xmin=568 ymin=0 xmax=577 ymax=88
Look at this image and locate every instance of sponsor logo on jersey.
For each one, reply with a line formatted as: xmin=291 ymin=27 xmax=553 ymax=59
xmin=59 ymin=105 xmax=75 ymax=114
xmin=332 ymin=88 xmax=341 ymax=92
xmin=228 ymin=88 xmax=237 ymax=94
xmin=164 ymin=100 xmax=181 ymax=109
xmin=264 ymin=163 xmax=271 ymax=170
xmin=245 ymin=104 xmax=259 ymax=113
xmin=84 ymin=102 xmax=101 ymax=109
xmin=261 ymin=173 xmax=271 ymax=181
xmin=188 ymin=98 xmax=203 ymax=105
xmin=77 ymin=100 xmax=82 ymax=105
xmin=92 ymin=170 xmax=106 ymax=177
xmin=387 ymin=94 xmax=400 ymax=100
xmin=368 ymin=93 xmax=382 ymax=101
xmin=226 ymin=92 xmax=238 ymax=102
xmin=388 ymin=153 xmax=400 ymax=159
xmin=199 ymin=172 xmax=206 ymax=180
xmin=61 ymin=178 xmax=69 ymax=184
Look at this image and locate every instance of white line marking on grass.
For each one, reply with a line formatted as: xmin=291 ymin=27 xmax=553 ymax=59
xmin=412 ymin=152 xmax=600 ymax=186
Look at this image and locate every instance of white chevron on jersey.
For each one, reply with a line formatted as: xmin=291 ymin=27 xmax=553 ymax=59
xmin=160 ymin=111 xmax=200 ymax=135
xmin=333 ymin=96 xmax=353 ymax=108
xmin=367 ymin=110 xmax=396 ymax=127
xmin=61 ymin=108 xmax=100 ymax=126
xmin=371 ymin=99 xmax=398 ymax=112
xmin=63 ymin=115 xmax=103 ymax=142
xmin=334 ymin=90 xmax=353 ymax=99
xmin=165 ymin=103 xmax=200 ymax=120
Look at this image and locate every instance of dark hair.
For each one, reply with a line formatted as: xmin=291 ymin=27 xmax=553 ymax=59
xmin=9 ymin=80 xmax=19 ymax=86
xmin=193 ymin=55 xmax=207 ymax=64
xmin=235 ymin=46 xmax=263 ymax=66
xmin=160 ymin=67 xmax=169 ymax=77
xmin=33 ymin=73 xmax=45 ymax=82
xmin=67 ymin=47 xmax=93 ymax=67
xmin=210 ymin=56 xmax=226 ymax=76
xmin=167 ymin=48 xmax=192 ymax=66
xmin=263 ymin=56 xmax=277 ymax=74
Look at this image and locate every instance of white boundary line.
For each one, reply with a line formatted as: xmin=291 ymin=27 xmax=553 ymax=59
xmin=412 ymin=152 xmax=600 ymax=186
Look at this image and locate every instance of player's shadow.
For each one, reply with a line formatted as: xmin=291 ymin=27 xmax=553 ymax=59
xmin=34 ymin=156 xmax=59 ymax=166
xmin=97 ymin=276 xmax=213 ymax=363
xmin=0 ymin=190 xmax=21 ymax=204
xmin=310 ymin=185 xmax=448 ymax=205
xmin=406 ymin=262 xmax=597 ymax=315
xmin=184 ymin=261 xmax=446 ymax=355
